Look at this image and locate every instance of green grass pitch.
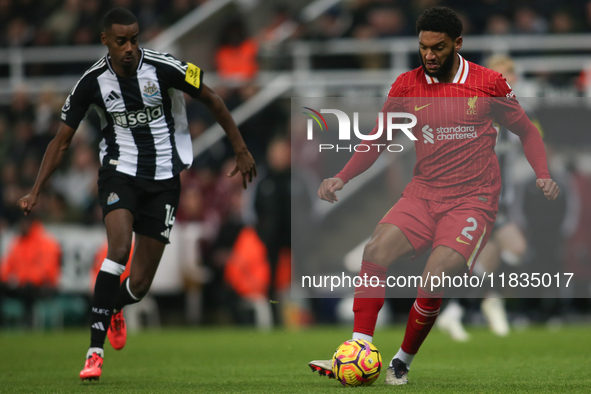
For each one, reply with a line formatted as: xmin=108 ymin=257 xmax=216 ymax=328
xmin=0 ymin=325 xmax=590 ymax=393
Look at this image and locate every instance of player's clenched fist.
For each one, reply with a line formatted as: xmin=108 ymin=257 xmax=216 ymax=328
xmin=318 ymin=177 xmax=344 ymax=203
xmin=17 ymin=193 xmax=38 ymax=216
xmin=536 ymin=178 xmax=559 ymax=201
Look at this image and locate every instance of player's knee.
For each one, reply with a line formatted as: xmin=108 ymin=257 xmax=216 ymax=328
xmin=363 ymin=239 xmax=394 ymax=267
xmin=129 ymin=277 xmax=150 ymax=299
xmin=107 ymin=245 xmax=132 ymax=266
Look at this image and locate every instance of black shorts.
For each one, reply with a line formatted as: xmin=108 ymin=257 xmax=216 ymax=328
xmin=97 ymin=168 xmax=181 ymax=244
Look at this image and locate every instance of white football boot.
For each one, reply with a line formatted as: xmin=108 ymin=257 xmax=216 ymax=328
xmin=436 ymin=300 xmax=470 ymax=342
xmin=481 ymin=297 xmax=510 ymax=337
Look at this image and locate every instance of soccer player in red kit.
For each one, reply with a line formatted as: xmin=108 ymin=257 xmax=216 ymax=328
xmin=309 ymin=6 xmax=559 ymax=385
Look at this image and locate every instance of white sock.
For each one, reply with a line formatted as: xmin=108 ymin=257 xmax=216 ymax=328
xmin=392 ymin=348 xmax=415 ymax=369
xmin=87 ymin=347 xmax=104 ymax=359
xmin=352 ymin=332 xmax=373 ymax=343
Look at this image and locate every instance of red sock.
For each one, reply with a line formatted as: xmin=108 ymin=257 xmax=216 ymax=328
xmin=352 ymin=261 xmax=387 ymax=337
xmin=400 ymin=288 xmax=443 ymax=354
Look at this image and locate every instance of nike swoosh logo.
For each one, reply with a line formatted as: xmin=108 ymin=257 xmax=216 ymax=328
xmin=354 ymin=291 xmax=364 ymax=295
xmin=415 ymin=319 xmax=429 ymax=325
xmin=456 ymin=236 xmax=470 ymax=245
xmin=414 ymin=103 xmax=431 ymax=111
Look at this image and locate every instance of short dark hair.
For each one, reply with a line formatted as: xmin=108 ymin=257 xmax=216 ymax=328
xmin=416 ymin=6 xmax=463 ymax=40
xmin=103 ymin=7 xmax=138 ymax=31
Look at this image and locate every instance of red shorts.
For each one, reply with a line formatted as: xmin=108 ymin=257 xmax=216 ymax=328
xmin=379 ymin=196 xmax=496 ymax=272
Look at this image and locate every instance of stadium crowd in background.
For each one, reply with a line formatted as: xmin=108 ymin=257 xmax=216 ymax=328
xmin=3 ymin=0 xmax=591 ymax=50
xmin=0 ymin=0 xmax=212 ymax=48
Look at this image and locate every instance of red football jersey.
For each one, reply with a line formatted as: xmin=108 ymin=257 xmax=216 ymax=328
xmin=336 ymin=54 xmax=549 ymax=211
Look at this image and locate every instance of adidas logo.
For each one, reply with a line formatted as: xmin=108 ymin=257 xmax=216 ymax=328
xmin=107 ymin=192 xmax=119 ymax=205
xmin=161 ymin=228 xmax=171 ymax=239
xmin=92 ymin=322 xmax=105 ymax=331
xmin=105 ymin=91 xmax=121 ymax=103
xmin=422 ymin=125 xmax=434 ymax=144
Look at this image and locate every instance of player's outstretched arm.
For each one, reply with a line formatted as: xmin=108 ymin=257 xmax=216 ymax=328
xmin=318 ymin=177 xmax=344 ymax=203
xmin=18 ymin=122 xmax=77 ymax=215
xmin=197 ymin=83 xmax=256 ymax=189
xmin=500 ymin=112 xmax=559 ymax=201
xmin=536 ymin=178 xmax=559 ymax=201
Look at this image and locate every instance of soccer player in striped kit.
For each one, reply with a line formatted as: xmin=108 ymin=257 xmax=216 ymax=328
xmin=17 ymin=8 xmax=256 ymax=381
xmin=309 ymin=7 xmax=558 ymax=385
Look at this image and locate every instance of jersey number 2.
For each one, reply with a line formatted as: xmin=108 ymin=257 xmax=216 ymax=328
xmin=461 ymin=217 xmax=477 ymax=241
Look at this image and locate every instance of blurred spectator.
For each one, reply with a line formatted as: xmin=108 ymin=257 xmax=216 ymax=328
xmin=112 ymin=0 xmax=135 ymax=9
xmin=0 ymin=116 xmax=11 ymax=167
xmin=366 ymin=6 xmax=412 ymax=37
xmin=10 ymin=121 xmax=35 ymax=165
xmin=513 ymin=7 xmax=548 ymax=34
xmin=77 ymin=0 xmax=103 ymax=36
xmin=235 ymin=84 xmax=287 ymax=163
xmin=0 ymin=0 xmax=204 ymax=48
xmin=45 ymin=0 xmax=81 ymax=45
xmin=306 ymin=7 xmax=352 ymax=40
xmin=0 ymin=161 xmax=23 ymax=227
xmin=200 ymin=160 xmax=251 ymax=325
xmin=8 ymin=85 xmax=35 ymax=125
xmin=550 ymin=10 xmax=577 ymax=34
xmin=137 ymin=0 xmax=164 ymax=41
xmin=259 ymin=6 xmax=300 ymax=48
xmin=71 ymin=26 xmax=96 ymax=46
xmin=33 ymin=85 xmax=61 ymax=136
xmin=563 ymin=164 xmax=591 ymax=305
xmin=162 ymin=0 xmax=194 ymax=26
xmin=253 ymin=137 xmax=292 ymax=325
xmin=6 ymin=17 xmax=34 ymax=47
xmin=51 ymin=143 xmax=99 ymax=217
xmin=137 ymin=0 xmax=161 ymax=28
xmin=185 ymin=93 xmax=214 ymax=140
xmin=177 ymin=178 xmax=205 ymax=223
xmin=215 ymin=18 xmax=259 ymax=82
xmin=486 ymin=14 xmax=512 ymax=35
xmin=306 ymin=7 xmax=359 ymax=69
xmin=177 ymin=166 xmax=224 ymax=227
xmin=585 ymin=0 xmax=591 ymax=31
xmin=515 ymin=182 xmax=570 ymax=319
xmin=223 ymin=226 xmax=274 ymax=329
xmin=20 ymin=154 xmax=41 ymax=188
xmin=0 ymin=0 xmax=13 ymax=43
xmin=42 ymin=190 xmax=81 ymax=223
xmin=0 ymin=215 xmax=61 ymax=327
xmin=513 ymin=145 xmax=571 ymax=313
xmin=30 ymin=26 xmax=55 ymax=47
xmin=13 ymin=0 xmax=42 ymax=24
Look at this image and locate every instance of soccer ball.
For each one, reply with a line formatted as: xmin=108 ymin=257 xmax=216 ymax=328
xmin=332 ymin=339 xmax=382 ymax=387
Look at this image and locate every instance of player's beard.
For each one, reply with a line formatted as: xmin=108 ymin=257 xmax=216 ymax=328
xmin=419 ymin=49 xmax=456 ymax=78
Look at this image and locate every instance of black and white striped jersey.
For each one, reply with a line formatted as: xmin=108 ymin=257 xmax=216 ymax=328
xmin=61 ymin=48 xmax=204 ymax=180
